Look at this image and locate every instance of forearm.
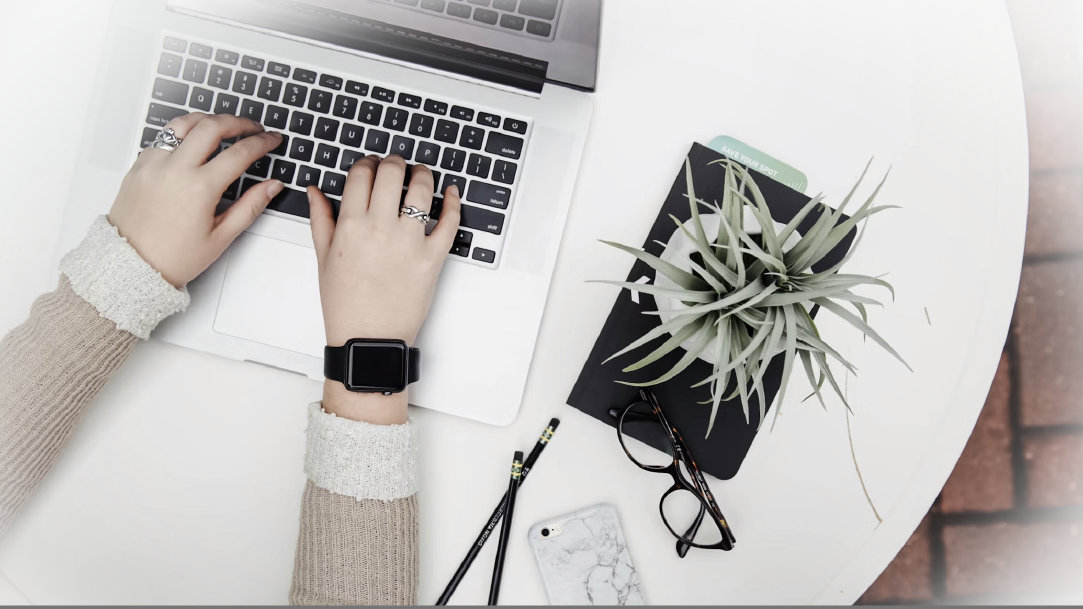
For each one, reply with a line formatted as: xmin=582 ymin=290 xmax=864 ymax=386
xmin=0 ymin=217 xmax=189 ymax=539
xmin=290 ymin=403 xmax=419 ymax=606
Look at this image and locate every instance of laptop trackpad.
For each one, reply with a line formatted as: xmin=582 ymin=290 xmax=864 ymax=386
xmin=213 ymin=233 xmax=325 ymax=358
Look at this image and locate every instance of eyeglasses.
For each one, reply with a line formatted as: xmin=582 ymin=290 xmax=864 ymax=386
xmin=609 ymin=389 xmax=736 ymax=556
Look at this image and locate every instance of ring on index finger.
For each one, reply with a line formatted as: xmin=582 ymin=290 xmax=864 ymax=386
xmin=399 ymin=205 xmax=430 ymax=225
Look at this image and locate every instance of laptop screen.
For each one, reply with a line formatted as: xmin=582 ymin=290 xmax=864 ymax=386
xmin=168 ymin=0 xmax=601 ymax=93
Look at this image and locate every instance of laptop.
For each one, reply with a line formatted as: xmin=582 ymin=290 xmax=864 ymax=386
xmin=56 ymin=0 xmax=599 ymax=425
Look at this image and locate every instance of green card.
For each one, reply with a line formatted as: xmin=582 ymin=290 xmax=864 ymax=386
xmin=707 ymin=135 xmax=808 ymax=193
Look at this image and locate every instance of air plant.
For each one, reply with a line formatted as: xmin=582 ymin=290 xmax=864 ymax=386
xmin=597 ymin=158 xmax=910 ymax=436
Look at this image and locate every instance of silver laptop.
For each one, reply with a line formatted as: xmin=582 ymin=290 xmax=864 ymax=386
xmin=56 ymin=0 xmax=599 ymax=425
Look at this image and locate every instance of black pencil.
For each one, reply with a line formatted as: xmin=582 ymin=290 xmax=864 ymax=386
xmin=436 ymin=418 xmax=559 ymax=605
xmin=488 ymin=450 xmax=523 ymax=605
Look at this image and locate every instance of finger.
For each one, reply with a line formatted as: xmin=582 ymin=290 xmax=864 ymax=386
xmin=203 ymin=130 xmax=283 ymax=190
xmin=138 ymin=112 xmax=209 ymax=164
xmin=174 ymin=114 xmax=265 ymax=166
xmin=340 ymin=155 xmax=379 ymax=221
xmin=428 ymin=184 xmax=462 ymax=255
xmin=213 ymin=179 xmax=284 ymax=243
xmin=369 ymin=155 xmax=408 ymax=221
xmin=403 ymin=163 xmax=435 ymax=214
xmin=307 ymin=185 xmax=335 ymax=267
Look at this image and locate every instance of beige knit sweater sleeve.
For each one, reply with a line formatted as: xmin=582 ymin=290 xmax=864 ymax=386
xmin=0 ymin=217 xmax=419 ymax=605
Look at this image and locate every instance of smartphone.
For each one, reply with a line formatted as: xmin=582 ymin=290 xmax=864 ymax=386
xmin=527 ymin=503 xmax=646 ymax=605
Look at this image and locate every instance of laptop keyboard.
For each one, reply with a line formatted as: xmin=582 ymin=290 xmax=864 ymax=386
xmin=140 ymin=33 xmax=533 ymax=269
xmin=378 ymin=0 xmax=561 ymax=41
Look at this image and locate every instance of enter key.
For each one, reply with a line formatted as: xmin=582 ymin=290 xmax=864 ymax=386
xmin=466 ymin=180 xmax=512 ymax=210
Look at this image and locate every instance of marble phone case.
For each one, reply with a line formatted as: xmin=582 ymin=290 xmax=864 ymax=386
xmin=528 ymin=503 xmax=645 ymax=605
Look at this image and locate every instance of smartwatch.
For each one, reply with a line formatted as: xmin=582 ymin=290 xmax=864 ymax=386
xmin=324 ymin=339 xmax=420 ymax=394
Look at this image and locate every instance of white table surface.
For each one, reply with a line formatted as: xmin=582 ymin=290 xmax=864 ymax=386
xmin=0 ymin=0 xmax=1028 ymax=604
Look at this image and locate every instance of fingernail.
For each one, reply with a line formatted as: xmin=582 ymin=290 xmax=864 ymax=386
xmin=448 ymin=184 xmax=459 ymax=197
xmin=268 ymin=130 xmax=283 ymax=139
xmin=267 ymin=180 xmax=284 ymax=197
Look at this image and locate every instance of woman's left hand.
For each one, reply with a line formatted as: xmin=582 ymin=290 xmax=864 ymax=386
xmin=108 ymin=112 xmax=285 ymax=288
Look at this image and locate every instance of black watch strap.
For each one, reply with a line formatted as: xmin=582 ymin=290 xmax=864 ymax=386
xmin=324 ymin=342 xmax=420 ymax=387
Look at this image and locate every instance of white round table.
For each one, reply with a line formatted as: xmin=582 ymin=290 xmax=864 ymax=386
xmin=0 ymin=0 xmax=1027 ymax=604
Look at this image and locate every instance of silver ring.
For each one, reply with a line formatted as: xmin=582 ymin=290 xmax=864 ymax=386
xmin=400 ymin=205 xmax=430 ymax=225
xmin=151 ymin=127 xmax=183 ymax=152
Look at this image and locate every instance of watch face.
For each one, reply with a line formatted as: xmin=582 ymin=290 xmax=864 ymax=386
xmin=347 ymin=340 xmax=408 ymax=392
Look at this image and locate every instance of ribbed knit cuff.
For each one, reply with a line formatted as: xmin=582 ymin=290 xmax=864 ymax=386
xmin=59 ymin=216 xmax=190 ymax=340
xmin=304 ymin=402 xmax=418 ymax=501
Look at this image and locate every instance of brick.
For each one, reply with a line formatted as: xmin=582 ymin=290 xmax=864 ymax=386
xmin=941 ymin=352 xmax=1014 ymax=512
xmin=1025 ymin=432 xmax=1083 ymax=508
xmin=858 ymin=514 xmax=933 ymax=603
xmin=1015 ymin=260 xmax=1083 ymax=426
xmin=1025 ymin=87 xmax=1083 ymax=172
xmin=1025 ymin=171 xmax=1083 ymax=257
xmin=1008 ymin=0 xmax=1083 ymax=89
xmin=944 ymin=519 xmax=1083 ymax=599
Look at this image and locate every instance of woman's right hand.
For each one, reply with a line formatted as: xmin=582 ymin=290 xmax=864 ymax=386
xmin=307 ymin=154 xmax=461 ymax=423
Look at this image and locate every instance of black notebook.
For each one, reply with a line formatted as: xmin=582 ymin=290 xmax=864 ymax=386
xmin=567 ymin=142 xmax=856 ymax=480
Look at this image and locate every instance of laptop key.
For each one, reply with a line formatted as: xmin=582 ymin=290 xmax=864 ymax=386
xmin=319 ymin=74 xmax=343 ymax=90
xmin=290 ymin=137 xmax=315 ymax=162
xmin=315 ymin=144 xmax=339 ymax=168
xmin=494 ymin=0 xmax=516 ymax=10
xmin=258 ymin=76 xmax=283 ymax=102
xmin=408 ymin=114 xmax=434 ymax=138
xmin=459 ymin=126 xmax=484 ymax=149
xmin=215 ymin=49 xmax=239 ymax=65
xmin=248 ymin=156 xmax=272 ymax=178
xmin=365 ymin=129 xmax=390 ymax=153
xmin=473 ymin=8 xmax=498 ymax=24
xmin=466 ymin=153 xmax=491 ymax=178
xmin=322 ymin=171 xmax=346 ymax=196
xmin=146 ymin=102 xmax=187 ymax=127
xmin=517 ymin=0 xmax=557 ymax=20
xmin=189 ymin=86 xmax=213 ymax=111
xmin=424 ymin=99 xmax=448 ymax=115
xmin=485 ymin=131 xmax=524 ymax=159
xmin=267 ymin=186 xmax=310 ymax=218
xmin=271 ymin=133 xmax=289 ymax=156
xmin=459 ymin=203 xmax=505 ymax=234
xmin=415 ymin=141 xmax=441 ymax=165
xmin=359 ymin=101 xmax=383 ymax=125
xmin=268 ymin=61 xmax=290 ymax=77
xmin=242 ymin=55 xmax=265 ymax=71
xmin=372 ymin=86 xmax=396 ymax=103
xmin=477 ymin=112 xmax=500 ymax=128
xmin=345 ymin=80 xmax=369 ymax=96
xmin=455 ymin=229 xmax=473 ymax=247
xmin=340 ymin=124 xmax=365 ymax=148
xmin=398 ymin=93 xmax=422 ymax=108
xmin=289 ymin=112 xmax=314 ymax=136
xmin=163 ymin=36 xmax=187 ymax=52
xmin=450 ymin=105 xmax=474 ymax=121
xmin=152 ymin=78 xmax=188 ymax=105
xmin=503 ymin=117 xmax=527 ymax=134
xmin=293 ymin=68 xmax=317 ymax=84
xmin=140 ymin=126 xmax=159 ymax=148
xmin=421 ymin=0 xmax=446 ymax=10
xmin=441 ymin=173 xmax=468 ymax=198
xmin=499 ymin=13 xmax=525 ymax=30
xmin=492 ymin=159 xmax=517 ymax=184
xmin=214 ymin=93 xmax=239 ymax=115
xmin=384 ymin=107 xmax=408 ymax=131
xmin=526 ymin=19 xmax=551 ymax=37
xmin=189 ymin=42 xmax=213 ymax=59
xmin=333 ymin=95 xmax=358 ymax=119
xmin=208 ymin=66 xmax=232 ymax=89
xmin=232 ymin=71 xmax=258 ymax=95
xmin=340 ymin=149 xmax=363 ymax=171
xmin=440 ymin=147 xmax=466 ymax=172
xmin=240 ymin=99 xmax=264 ymax=122
xmin=472 ymin=248 xmax=496 ymax=263
xmin=308 ymin=89 xmax=333 ymax=113
xmin=284 ymin=83 xmax=307 ymax=107
xmin=297 ymin=165 xmax=321 ymax=188
xmin=158 ymin=53 xmax=182 ymax=77
xmin=314 ymin=117 xmax=339 ymax=141
xmin=183 ymin=59 xmax=208 ymax=83
xmin=435 ymin=119 xmax=458 ymax=143
xmin=223 ymin=178 xmax=240 ymax=200
xmin=447 ymin=2 xmax=471 ymax=17
xmin=451 ymin=244 xmax=469 ymax=257
xmin=467 ymin=180 xmax=511 ymax=209
xmin=265 ymin=105 xmax=289 ymax=129
xmin=390 ymin=136 xmax=415 ymax=159
xmin=272 ymin=159 xmax=297 ymax=183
